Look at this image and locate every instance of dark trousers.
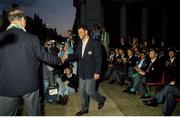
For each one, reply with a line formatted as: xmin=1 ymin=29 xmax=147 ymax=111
xmin=79 ymin=78 xmax=105 ymax=111
xmin=155 ymin=85 xmax=180 ymax=115
xmin=0 ymin=90 xmax=41 ymax=116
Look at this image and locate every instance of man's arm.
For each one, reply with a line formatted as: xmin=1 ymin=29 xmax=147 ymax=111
xmin=31 ymin=36 xmax=61 ymax=65
xmin=94 ymin=41 xmax=102 ymax=80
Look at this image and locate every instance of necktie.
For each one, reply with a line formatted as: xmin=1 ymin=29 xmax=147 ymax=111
xmin=146 ymin=62 xmax=152 ymax=73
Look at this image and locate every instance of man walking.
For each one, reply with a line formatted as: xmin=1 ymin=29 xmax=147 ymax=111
xmin=0 ymin=8 xmax=61 ymax=116
xmin=62 ymin=25 xmax=106 ymax=116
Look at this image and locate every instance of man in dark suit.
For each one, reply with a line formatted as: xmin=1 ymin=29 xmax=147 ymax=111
xmin=138 ymin=49 xmax=163 ymax=98
xmin=62 ymin=25 xmax=106 ymax=116
xmin=143 ymin=51 xmax=180 ymax=116
xmin=129 ymin=51 xmax=149 ymax=94
xmin=0 ymin=8 xmax=61 ymax=116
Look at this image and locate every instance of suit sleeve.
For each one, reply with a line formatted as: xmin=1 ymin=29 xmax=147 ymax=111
xmin=94 ymin=41 xmax=102 ymax=74
xmin=31 ymin=36 xmax=61 ymax=65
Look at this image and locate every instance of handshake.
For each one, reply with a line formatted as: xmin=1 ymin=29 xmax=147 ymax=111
xmin=60 ymin=51 xmax=68 ymax=64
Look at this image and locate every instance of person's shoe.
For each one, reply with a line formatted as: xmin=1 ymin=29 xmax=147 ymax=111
xmin=143 ymin=98 xmax=158 ymax=107
xmin=74 ymin=110 xmax=88 ymax=116
xmin=108 ymin=80 xmax=115 ymax=84
xmin=98 ymin=96 xmax=106 ymax=109
xmin=62 ymin=95 xmax=68 ymax=105
xmin=56 ymin=95 xmax=63 ymax=104
xmin=140 ymin=95 xmax=151 ymax=99
xmin=122 ymin=87 xmax=130 ymax=93
xmin=129 ymin=88 xmax=136 ymax=94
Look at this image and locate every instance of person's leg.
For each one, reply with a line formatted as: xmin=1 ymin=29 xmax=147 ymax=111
xmin=0 ymin=96 xmax=19 ymax=116
xmin=104 ymin=67 xmax=113 ymax=80
xmin=108 ymin=70 xmax=116 ymax=84
xmin=64 ymin=86 xmax=76 ymax=96
xmin=43 ymin=79 xmax=49 ymax=97
xmin=138 ymin=77 xmax=149 ymax=97
xmin=79 ymin=78 xmax=89 ymax=112
xmin=85 ymin=79 xmax=106 ymax=104
xmin=56 ymin=78 xmax=65 ymax=97
xmin=23 ymin=90 xmax=41 ymax=116
xmin=155 ymin=85 xmax=176 ymax=103
xmin=163 ymin=93 xmax=176 ymax=116
xmin=49 ymin=71 xmax=54 ymax=86
xmin=62 ymin=86 xmax=76 ymax=105
xmin=130 ymin=75 xmax=140 ymax=93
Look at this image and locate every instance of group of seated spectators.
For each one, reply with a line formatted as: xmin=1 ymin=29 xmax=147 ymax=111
xmin=104 ymin=37 xmax=179 ymax=116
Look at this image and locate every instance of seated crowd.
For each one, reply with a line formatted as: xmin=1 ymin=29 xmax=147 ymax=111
xmin=104 ymin=37 xmax=179 ymax=116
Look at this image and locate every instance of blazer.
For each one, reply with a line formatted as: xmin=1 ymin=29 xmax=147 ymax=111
xmin=68 ymin=38 xmax=102 ymax=79
xmin=145 ymin=58 xmax=163 ymax=83
xmin=0 ymin=28 xmax=61 ymax=97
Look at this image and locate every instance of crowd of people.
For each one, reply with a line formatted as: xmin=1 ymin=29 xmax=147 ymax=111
xmin=0 ymin=7 xmax=179 ymax=116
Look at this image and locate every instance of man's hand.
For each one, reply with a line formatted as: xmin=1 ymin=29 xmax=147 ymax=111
xmin=61 ymin=52 xmax=68 ymax=64
xmin=94 ymin=73 xmax=100 ymax=80
xmin=169 ymin=81 xmax=175 ymax=85
xmin=139 ymin=71 xmax=145 ymax=76
xmin=64 ymin=81 xmax=70 ymax=85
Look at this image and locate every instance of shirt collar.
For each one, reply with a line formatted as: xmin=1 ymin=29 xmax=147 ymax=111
xmin=6 ymin=23 xmax=26 ymax=32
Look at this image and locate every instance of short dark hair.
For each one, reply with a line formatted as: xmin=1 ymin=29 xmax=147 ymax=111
xmin=77 ymin=25 xmax=89 ymax=32
xmin=8 ymin=7 xmax=25 ymax=21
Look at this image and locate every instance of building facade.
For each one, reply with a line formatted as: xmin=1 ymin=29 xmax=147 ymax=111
xmin=73 ymin=0 xmax=179 ymax=48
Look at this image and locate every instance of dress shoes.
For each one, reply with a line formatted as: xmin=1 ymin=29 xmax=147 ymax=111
xmin=108 ymin=80 xmax=115 ymax=84
xmin=62 ymin=95 xmax=68 ymax=105
xmin=56 ymin=95 xmax=63 ymax=104
xmin=75 ymin=110 xmax=88 ymax=116
xmin=140 ymin=95 xmax=151 ymax=99
xmin=143 ymin=98 xmax=158 ymax=107
xmin=98 ymin=96 xmax=106 ymax=109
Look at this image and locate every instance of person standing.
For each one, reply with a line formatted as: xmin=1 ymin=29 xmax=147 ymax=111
xmin=62 ymin=25 xmax=106 ymax=116
xmin=100 ymin=27 xmax=110 ymax=56
xmin=0 ymin=8 xmax=61 ymax=116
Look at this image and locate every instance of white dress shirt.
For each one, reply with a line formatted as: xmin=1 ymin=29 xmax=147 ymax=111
xmin=82 ymin=37 xmax=89 ymax=57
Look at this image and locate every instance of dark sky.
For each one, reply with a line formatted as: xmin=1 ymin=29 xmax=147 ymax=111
xmin=0 ymin=0 xmax=76 ymax=36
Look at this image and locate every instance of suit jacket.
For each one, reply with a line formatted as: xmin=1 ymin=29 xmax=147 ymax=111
xmin=0 ymin=28 xmax=61 ymax=97
xmin=164 ymin=57 xmax=177 ymax=84
xmin=127 ymin=56 xmax=138 ymax=67
xmin=145 ymin=58 xmax=163 ymax=83
xmin=68 ymin=38 xmax=102 ymax=79
xmin=136 ymin=58 xmax=149 ymax=71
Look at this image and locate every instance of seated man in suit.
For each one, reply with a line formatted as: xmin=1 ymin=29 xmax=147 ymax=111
xmin=138 ymin=49 xmax=163 ymax=99
xmin=143 ymin=49 xmax=179 ymax=116
xmin=129 ymin=51 xmax=149 ymax=94
xmin=164 ymin=49 xmax=177 ymax=84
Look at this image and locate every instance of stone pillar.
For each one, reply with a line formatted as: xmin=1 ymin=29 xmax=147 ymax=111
xmin=141 ymin=6 xmax=148 ymax=44
xmin=86 ymin=0 xmax=104 ymax=26
xmin=120 ymin=4 xmax=127 ymax=39
xmin=80 ymin=0 xmax=87 ymax=25
xmin=161 ymin=9 xmax=167 ymax=42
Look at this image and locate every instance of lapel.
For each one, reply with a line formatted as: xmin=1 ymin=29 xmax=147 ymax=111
xmin=79 ymin=41 xmax=82 ymax=58
xmin=82 ymin=39 xmax=91 ymax=59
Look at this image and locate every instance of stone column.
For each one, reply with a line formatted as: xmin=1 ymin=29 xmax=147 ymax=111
xmin=80 ymin=0 xmax=87 ymax=25
xmin=120 ymin=4 xmax=127 ymax=39
xmin=86 ymin=0 xmax=104 ymax=26
xmin=141 ymin=6 xmax=148 ymax=43
xmin=161 ymin=9 xmax=168 ymax=42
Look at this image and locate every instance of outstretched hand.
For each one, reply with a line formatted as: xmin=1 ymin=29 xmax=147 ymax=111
xmin=61 ymin=52 xmax=68 ymax=64
xmin=94 ymin=73 xmax=100 ymax=80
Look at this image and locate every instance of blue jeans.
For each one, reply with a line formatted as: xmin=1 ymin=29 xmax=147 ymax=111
xmin=56 ymin=78 xmax=75 ymax=96
xmin=43 ymin=80 xmax=49 ymax=96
